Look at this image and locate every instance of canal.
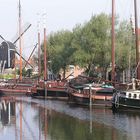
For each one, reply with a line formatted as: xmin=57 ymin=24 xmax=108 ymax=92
xmin=0 ymin=97 xmax=139 ymax=140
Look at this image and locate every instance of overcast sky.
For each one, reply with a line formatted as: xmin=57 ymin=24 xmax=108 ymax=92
xmin=0 ymin=0 xmax=140 ymax=58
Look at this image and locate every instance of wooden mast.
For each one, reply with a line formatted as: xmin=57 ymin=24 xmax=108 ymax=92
xmin=37 ymin=22 xmax=41 ymax=81
xmin=44 ymin=28 xmax=47 ymax=81
xmin=43 ymin=13 xmax=48 ymax=99
xmin=19 ymin=0 xmax=22 ymax=80
xmin=111 ymin=0 xmax=115 ymax=82
xmin=43 ymin=13 xmax=47 ymax=81
xmin=134 ymin=0 xmax=140 ymax=79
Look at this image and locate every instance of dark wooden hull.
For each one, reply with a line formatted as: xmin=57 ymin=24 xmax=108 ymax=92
xmin=30 ymin=80 xmax=68 ymax=98
xmin=31 ymin=87 xmax=68 ymax=98
xmin=0 ymin=84 xmax=32 ymax=96
xmin=112 ymin=96 xmax=140 ymax=111
xmin=0 ymin=88 xmax=27 ymax=95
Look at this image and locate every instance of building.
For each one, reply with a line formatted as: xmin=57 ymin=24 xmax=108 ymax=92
xmin=0 ymin=41 xmax=15 ymax=70
xmin=65 ymin=65 xmax=85 ymax=80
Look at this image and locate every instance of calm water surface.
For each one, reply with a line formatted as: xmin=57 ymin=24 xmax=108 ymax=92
xmin=0 ymin=97 xmax=139 ymax=140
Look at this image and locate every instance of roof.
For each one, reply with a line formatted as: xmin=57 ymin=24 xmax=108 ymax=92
xmin=0 ymin=41 xmax=16 ymax=50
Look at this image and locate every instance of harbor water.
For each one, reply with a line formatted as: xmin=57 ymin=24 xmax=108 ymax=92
xmin=0 ymin=97 xmax=139 ymax=140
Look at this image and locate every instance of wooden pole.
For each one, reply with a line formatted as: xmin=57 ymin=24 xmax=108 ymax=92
xmin=43 ymin=13 xmax=47 ymax=98
xmin=14 ymin=56 xmax=16 ymax=80
xmin=111 ymin=0 xmax=115 ymax=82
xmin=19 ymin=0 xmax=22 ymax=81
xmin=44 ymin=27 xmax=47 ymax=81
xmin=37 ymin=16 xmax=41 ymax=82
xmin=89 ymin=84 xmax=93 ymax=133
xmin=134 ymin=0 xmax=140 ymax=79
xmin=38 ymin=32 xmax=41 ymax=81
xmin=89 ymin=85 xmax=92 ymax=107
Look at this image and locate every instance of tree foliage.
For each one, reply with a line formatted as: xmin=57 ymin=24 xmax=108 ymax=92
xmin=115 ymin=21 xmax=136 ymax=71
xmin=34 ymin=13 xmax=136 ymax=79
xmin=48 ymin=30 xmax=76 ymax=78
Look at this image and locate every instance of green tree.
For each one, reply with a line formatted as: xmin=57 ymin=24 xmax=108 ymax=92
xmin=33 ymin=13 xmax=136 ymax=81
xmin=48 ymin=30 xmax=76 ymax=78
xmin=115 ymin=21 xmax=136 ymax=71
xmin=72 ymin=14 xmax=111 ymax=78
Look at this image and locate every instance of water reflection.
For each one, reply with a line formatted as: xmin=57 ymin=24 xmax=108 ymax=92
xmin=0 ymin=97 xmax=139 ymax=140
xmin=0 ymin=100 xmax=15 ymax=125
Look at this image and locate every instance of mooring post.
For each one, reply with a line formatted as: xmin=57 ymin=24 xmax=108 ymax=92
xmin=89 ymin=84 xmax=93 ymax=133
xmin=44 ymin=80 xmax=47 ymax=99
xmin=89 ymin=84 xmax=92 ymax=107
